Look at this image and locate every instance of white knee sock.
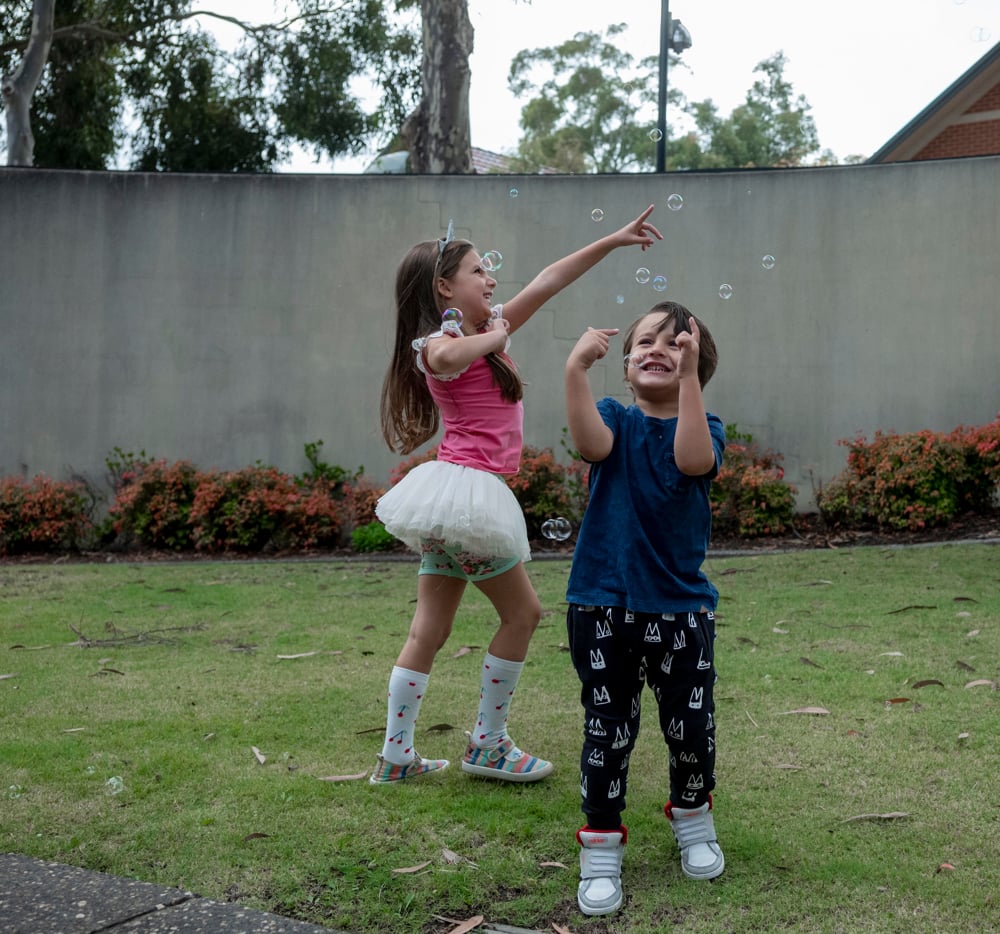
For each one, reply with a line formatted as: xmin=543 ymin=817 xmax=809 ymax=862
xmin=380 ymin=666 xmax=429 ymax=765
xmin=471 ymin=653 xmax=524 ymax=748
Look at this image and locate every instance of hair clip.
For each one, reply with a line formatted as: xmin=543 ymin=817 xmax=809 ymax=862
xmin=437 ymin=218 xmax=455 ymax=258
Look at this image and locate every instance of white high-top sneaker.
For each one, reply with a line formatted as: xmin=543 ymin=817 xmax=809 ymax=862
xmin=576 ymin=826 xmax=626 ymax=916
xmin=664 ymin=796 xmax=725 ymax=880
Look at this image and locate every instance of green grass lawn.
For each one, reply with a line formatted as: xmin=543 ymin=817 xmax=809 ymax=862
xmin=2 ymin=544 xmax=998 ymax=933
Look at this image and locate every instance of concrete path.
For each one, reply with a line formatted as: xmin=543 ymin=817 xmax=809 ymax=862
xmin=0 ymin=852 xmax=344 ymax=933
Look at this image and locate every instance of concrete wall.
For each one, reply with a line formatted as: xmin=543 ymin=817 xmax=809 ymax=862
xmin=2 ymin=159 xmax=999 ymax=510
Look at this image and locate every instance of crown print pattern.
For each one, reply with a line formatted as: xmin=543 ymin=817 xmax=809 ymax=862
xmin=568 ymin=604 xmax=718 ymax=823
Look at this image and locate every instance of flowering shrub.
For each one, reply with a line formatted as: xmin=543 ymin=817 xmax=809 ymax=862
xmin=710 ymin=433 xmax=797 ymax=537
xmin=948 ymin=415 xmax=1000 ymax=512
xmin=817 ymin=415 xmax=1000 ymax=531
xmin=0 ymin=475 xmax=92 ymax=556
xmin=108 ymin=458 xmax=200 ymax=549
xmin=506 ymin=445 xmax=589 ymax=537
xmin=343 ymin=480 xmax=385 ymax=529
xmin=189 ymin=465 xmax=344 ymax=552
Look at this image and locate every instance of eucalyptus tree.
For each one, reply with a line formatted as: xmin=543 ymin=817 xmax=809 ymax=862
xmin=0 ymin=0 xmax=421 ymax=170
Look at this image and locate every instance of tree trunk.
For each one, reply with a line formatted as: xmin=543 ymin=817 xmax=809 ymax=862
xmin=403 ymin=0 xmax=473 ymax=174
xmin=2 ymin=0 xmax=55 ymax=167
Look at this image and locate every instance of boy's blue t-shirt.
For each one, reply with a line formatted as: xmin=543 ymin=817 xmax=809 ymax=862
xmin=565 ymin=397 xmax=726 ymax=614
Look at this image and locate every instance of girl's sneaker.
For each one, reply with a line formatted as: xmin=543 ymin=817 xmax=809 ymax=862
xmin=369 ymin=752 xmax=449 ymax=785
xmin=664 ymin=796 xmax=725 ymax=879
xmin=460 ymin=735 xmax=553 ymax=782
xmin=577 ymin=826 xmax=627 ymax=916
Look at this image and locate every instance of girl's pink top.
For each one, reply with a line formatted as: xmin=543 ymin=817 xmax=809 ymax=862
xmin=424 ymin=354 xmax=523 ymax=475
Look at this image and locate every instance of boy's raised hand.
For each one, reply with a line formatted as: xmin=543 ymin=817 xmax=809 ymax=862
xmin=613 ymin=204 xmax=663 ymax=251
xmin=568 ymin=326 xmax=619 ymax=371
xmin=676 ymin=316 xmax=702 ymax=380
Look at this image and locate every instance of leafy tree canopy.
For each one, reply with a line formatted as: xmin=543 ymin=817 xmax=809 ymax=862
xmin=507 ymin=24 xmax=826 ymax=173
xmin=506 ymin=24 xmax=681 ymax=174
xmin=0 ymin=0 xmax=421 ymax=171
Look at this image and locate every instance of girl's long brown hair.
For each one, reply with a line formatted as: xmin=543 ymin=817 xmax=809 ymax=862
xmin=380 ymin=239 xmax=523 ymax=454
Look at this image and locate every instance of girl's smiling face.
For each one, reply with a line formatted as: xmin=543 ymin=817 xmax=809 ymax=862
xmin=437 ymin=250 xmax=497 ymax=333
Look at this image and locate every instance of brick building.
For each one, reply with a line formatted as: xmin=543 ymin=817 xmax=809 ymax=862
xmin=869 ymin=40 xmax=1000 ymax=162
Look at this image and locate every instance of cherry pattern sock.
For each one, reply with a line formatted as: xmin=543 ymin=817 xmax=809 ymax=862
xmin=380 ymin=666 xmax=429 ymax=765
xmin=471 ymin=653 xmax=524 ymax=748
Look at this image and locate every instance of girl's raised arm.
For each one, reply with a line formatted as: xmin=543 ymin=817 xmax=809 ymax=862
xmin=502 ymin=206 xmax=661 ymax=335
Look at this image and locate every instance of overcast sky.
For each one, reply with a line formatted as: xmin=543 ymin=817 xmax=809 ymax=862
xmin=203 ymin=0 xmax=999 ymax=172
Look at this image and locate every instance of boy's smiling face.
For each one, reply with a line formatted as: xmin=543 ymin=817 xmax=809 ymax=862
xmin=624 ymin=312 xmax=685 ymax=399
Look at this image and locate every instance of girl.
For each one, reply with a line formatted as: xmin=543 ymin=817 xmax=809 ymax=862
xmin=371 ymin=206 xmax=662 ymax=784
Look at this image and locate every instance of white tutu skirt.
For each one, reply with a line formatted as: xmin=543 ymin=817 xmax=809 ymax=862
xmin=376 ymin=461 xmax=530 ymax=563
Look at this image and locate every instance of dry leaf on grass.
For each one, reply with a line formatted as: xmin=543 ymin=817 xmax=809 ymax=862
xmin=441 ymin=848 xmax=477 ymax=867
xmin=277 ymin=651 xmax=319 ymax=659
xmin=242 ymin=832 xmax=270 ymax=840
xmin=453 ymin=646 xmax=473 ymax=658
xmin=840 ymin=812 xmax=909 ymax=823
xmin=778 ymin=706 xmax=830 ymax=716
xmin=318 ymin=771 xmax=368 ymax=782
xmin=444 ymin=916 xmax=483 ymax=934
xmin=553 ymin=925 xmax=574 ymax=934
xmin=539 ymin=860 xmax=569 ymax=869
xmin=392 ymin=860 xmax=432 ymax=874
xmin=912 ymin=679 xmax=944 ymax=689
xmin=0 ymin=673 xmax=18 ymax=681
xmin=936 ymin=862 xmax=956 ymax=873
xmin=965 ymin=679 xmax=997 ymax=689
xmin=251 ymin=746 xmax=266 ymax=765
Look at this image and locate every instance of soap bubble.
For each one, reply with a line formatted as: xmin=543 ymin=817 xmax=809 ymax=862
xmin=481 ymin=250 xmax=503 ymax=272
xmin=652 ymin=275 xmax=668 ymax=292
xmin=761 ymin=254 xmax=776 ymax=270
xmin=635 ymin=267 xmax=651 ymax=284
xmin=616 ymin=295 xmax=625 ymax=305
xmin=105 ymin=776 xmax=125 ymax=796
xmin=509 ymin=188 xmax=519 ymax=199
xmin=626 ymin=352 xmax=654 ymax=370
xmin=591 ymin=208 xmax=605 ymax=222
xmin=666 ymin=193 xmax=684 ymax=211
xmin=541 ymin=517 xmax=573 ymax=541
xmin=719 ymin=283 xmax=734 ymax=300
xmin=442 ymin=307 xmax=463 ymax=328
xmin=649 ymin=127 xmax=663 ymax=142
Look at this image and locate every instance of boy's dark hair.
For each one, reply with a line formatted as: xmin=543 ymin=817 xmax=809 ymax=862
xmin=621 ymin=301 xmax=718 ymax=388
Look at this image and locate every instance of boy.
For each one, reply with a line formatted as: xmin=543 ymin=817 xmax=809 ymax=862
xmin=563 ymin=302 xmax=725 ymax=916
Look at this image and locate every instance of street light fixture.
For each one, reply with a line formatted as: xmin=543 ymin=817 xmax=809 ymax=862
xmin=656 ymin=1 xmax=692 ymax=173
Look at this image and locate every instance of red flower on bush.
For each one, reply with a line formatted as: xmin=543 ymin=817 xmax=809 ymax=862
xmin=0 ymin=475 xmax=92 ymax=556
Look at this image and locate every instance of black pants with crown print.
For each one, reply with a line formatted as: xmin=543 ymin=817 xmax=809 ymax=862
xmin=566 ymin=604 xmax=718 ymax=831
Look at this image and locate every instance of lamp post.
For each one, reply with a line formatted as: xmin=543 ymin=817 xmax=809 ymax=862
xmin=656 ymin=1 xmax=692 ymax=173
